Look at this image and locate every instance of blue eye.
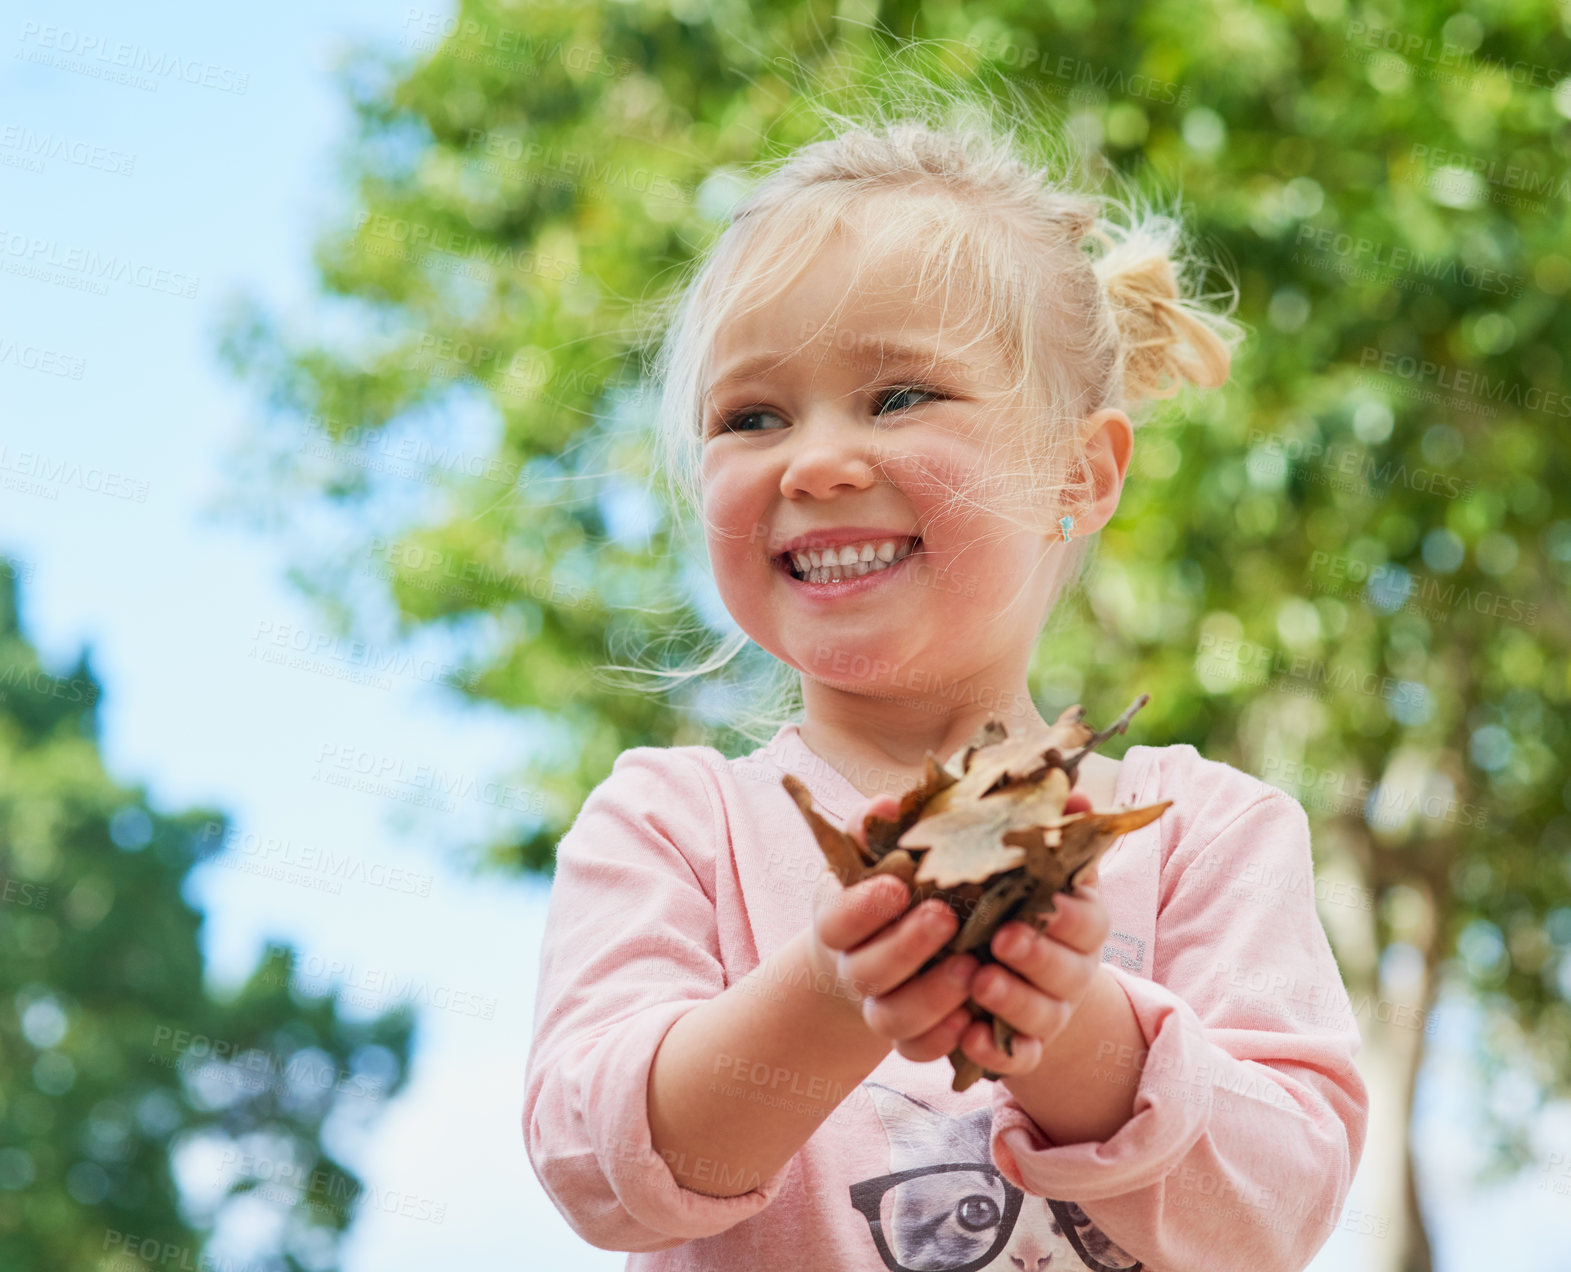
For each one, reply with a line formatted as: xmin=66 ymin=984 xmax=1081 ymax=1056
xmin=714 ymin=407 xmax=786 ymax=434
xmin=708 ymin=384 xmax=946 ymax=436
xmin=878 ymin=385 xmax=943 ymax=413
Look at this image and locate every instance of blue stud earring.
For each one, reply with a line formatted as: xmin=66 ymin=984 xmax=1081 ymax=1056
xmin=1059 ymin=514 xmax=1074 ymax=542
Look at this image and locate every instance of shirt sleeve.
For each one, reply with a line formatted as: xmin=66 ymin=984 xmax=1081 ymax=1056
xmin=988 ymin=771 xmax=1370 ymax=1271
xmin=522 ymin=747 xmax=793 ymax=1252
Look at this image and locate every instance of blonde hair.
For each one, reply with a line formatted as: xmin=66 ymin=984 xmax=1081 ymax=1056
xmin=601 ymin=72 xmax=1244 ymax=749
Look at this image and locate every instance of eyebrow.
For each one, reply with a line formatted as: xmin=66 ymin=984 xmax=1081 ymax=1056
xmin=704 ymin=340 xmax=973 ymax=397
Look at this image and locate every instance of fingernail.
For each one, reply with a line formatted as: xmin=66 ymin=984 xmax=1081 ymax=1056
xmin=947 ymin=956 xmax=973 ymax=983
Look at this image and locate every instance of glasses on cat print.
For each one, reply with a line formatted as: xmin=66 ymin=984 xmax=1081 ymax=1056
xmin=849 ymin=1164 xmax=1143 ymax=1272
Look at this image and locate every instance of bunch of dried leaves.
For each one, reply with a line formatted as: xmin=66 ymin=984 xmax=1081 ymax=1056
xmin=782 ymin=695 xmax=1171 ymax=1092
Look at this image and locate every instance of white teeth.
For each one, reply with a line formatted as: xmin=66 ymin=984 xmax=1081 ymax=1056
xmin=787 ymin=536 xmax=918 ymax=584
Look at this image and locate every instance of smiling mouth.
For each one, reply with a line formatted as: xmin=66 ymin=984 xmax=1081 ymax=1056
xmin=777 ymin=537 xmax=922 ymax=584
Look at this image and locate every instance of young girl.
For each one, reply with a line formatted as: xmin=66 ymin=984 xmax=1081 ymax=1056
xmin=525 ymin=97 xmax=1368 ymax=1272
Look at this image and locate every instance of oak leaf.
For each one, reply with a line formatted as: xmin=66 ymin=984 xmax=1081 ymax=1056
xmin=781 ymin=695 xmax=1172 ymax=1092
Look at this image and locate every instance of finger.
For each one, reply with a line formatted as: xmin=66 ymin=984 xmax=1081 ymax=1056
xmin=861 ymin=952 xmax=977 ymax=1044
xmin=1010 ymin=891 xmax=1108 ymax=961
xmin=968 ymin=963 xmax=1071 ymax=1044
xmin=958 ymin=1016 xmax=1044 ymax=1077
xmin=814 ymin=873 xmax=912 ymax=954
xmin=988 ymin=920 xmax=1097 ymax=1001
xmin=894 ymin=1005 xmax=975 ymax=1064
xmin=837 ymin=897 xmax=958 ymax=996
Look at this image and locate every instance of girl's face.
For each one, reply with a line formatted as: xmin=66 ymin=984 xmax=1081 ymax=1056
xmin=698 ymin=229 xmax=1075 ymax=705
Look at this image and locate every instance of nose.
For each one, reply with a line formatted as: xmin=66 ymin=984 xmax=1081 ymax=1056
xmin=778 ymin=408 xmax=879 ymax=500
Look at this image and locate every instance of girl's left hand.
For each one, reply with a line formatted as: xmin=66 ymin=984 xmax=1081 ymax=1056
xmin=955 ymin=864 xmax=1110 ymax=1077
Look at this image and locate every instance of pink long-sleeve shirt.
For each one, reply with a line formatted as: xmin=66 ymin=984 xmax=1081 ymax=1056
xmin=524 ymin=722 xmax=1370 ymax=1271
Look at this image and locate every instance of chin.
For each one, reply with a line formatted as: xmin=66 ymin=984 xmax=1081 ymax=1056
xmin=789 ymin=635 xmax=918 ymax=689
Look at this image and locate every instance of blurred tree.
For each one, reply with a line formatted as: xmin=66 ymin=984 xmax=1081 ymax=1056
xmin=214 ymin=3 xmax=1571 ymax=1269
xmin=0 ymin=558 xmax=414 ymax=1271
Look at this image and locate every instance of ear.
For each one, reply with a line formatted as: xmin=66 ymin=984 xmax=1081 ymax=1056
xmin=1062 ymin=408 xmax=1133 ymax=538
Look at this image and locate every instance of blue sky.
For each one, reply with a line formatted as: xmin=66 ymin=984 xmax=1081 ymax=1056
xmin=2 ymin=2 xmax=1567 ymax=1268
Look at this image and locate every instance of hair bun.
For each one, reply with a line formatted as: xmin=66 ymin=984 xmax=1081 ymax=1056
xmin=1087 ymin=216 xmax=1235 ymax=405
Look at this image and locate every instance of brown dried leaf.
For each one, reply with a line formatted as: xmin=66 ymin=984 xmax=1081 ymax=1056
xmin=780 ymin=697 xmax=1169 ymax=1095
xmin=780 ymin=774 xmax=869 ymax=887
xmin=954 ymin=717 xmax=1009 ymax=775
xmin=862 ymin=754 xmax=957 ymax=859
xmin=945 ymin=705 xmax=1093 ymax=802
xmin=866 ymin=848 xmax=917 ymax=888
xmin=899 ymin=769 xmax=1073 ymax=889
xmin=952 ymin=870 xmax=1034 ymax=953
xmin=1014 ymin=800 xmax=1173 ymax=927
xmin=947 ymin=1002 xmax=996 ymax=1091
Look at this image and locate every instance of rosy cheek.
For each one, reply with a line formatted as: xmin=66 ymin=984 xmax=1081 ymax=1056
xmin=701 ymin=483 xmax=769 ymax=594
xmin=701 ymin=477 xmax=748 ymax=541
xmin=875 ymin=448 xmax=980 ymax=525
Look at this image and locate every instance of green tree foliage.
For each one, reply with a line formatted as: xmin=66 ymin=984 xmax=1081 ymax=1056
xmin=0 ymin=560 xmax=414 ymax=1270
xmin=215 ymin=3 xmax=1571 ymax=1266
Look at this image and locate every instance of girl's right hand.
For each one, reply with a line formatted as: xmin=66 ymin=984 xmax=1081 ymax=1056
xmin=806 ymin=793 xmax=980 ymax=1064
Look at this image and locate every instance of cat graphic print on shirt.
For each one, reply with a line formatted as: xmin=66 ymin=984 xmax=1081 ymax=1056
xmin=852 ymin=1082 xmax=1142 ymax=1272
